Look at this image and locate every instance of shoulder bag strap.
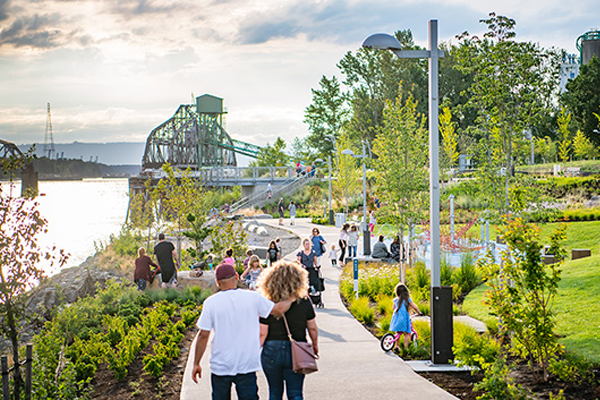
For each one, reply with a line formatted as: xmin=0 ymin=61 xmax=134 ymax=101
xmin=282 ymin=314 xmax=293 ymax=342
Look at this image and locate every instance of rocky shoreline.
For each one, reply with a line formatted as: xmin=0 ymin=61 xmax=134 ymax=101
xmin=2 ymin=219 xmax=300 ymax=351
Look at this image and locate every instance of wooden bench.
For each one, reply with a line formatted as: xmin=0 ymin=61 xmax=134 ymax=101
xmin=571 ymin=249 xmax=591 ymax=260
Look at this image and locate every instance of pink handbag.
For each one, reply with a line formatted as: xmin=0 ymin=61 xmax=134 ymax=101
xmin=282 ymin=315 xmax=319 ymax=374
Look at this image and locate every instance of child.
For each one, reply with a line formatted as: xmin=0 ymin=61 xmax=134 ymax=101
xmin=390 ymin=283 xmax=421 ymax=349
xmin=240 ymin=255 xmax=263 ymax=290
xmin=329 ymin=244 xmax=338 ymax=267
xmin=348 ymin=224 xmax=359 ymax=258
xmin=267 ymin=240 xmax=280 ymax=267
xmin=223 ymin=248 xmax=235 ymax=266
xmin=243 ymin=249 xmax=253 ymax=269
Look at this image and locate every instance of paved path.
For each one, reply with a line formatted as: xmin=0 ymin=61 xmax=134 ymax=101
xmin=180 ymin=217 xmax=457 ymax=399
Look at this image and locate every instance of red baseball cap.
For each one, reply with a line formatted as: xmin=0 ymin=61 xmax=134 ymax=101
xmin=215 ymin=263 xmax=237 ymax=281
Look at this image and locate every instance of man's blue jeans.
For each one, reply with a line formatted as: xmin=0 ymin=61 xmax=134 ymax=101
xmin=211 ymin=372 xmax=258 ymax=400
xmin=261 ymin=341 xmax=305 ymax=400
xmin=348 ymin=245 xmax=357 ymax=258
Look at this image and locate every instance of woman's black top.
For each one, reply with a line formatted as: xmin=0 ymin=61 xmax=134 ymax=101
xmin=268 ymin=248 xmax=279 ymax=263
xmin=297 ymin=249 xmax=317 ymax=269
xmin=260 ymin=298 xmax=316 ymax=342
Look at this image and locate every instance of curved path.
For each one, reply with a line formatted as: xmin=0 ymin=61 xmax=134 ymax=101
xmin=180 ymin=217 xmax=457 ymax=400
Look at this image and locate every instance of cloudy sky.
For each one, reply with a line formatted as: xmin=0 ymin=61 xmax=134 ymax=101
xmin=0 ymin=0 xmax=598 ymax=150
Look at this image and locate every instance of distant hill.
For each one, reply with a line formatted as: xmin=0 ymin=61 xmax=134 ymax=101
xmin=18 ymin=142 xmax=146 ymax=166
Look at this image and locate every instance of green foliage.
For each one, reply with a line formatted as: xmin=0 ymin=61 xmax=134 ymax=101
xmin=453 ymin=252 xmax=482 ymax=296
xmin=479 ymin=218 xmax=566 ymax=381
xmin=250 ymin=137 xmax=289 ymax=167
xmin=453 ymin=322 xmax=499 ymax=368
xmin=349 ymin=296 xmax=375 ymax=325
xmin=311 ymin=215 xmax=329 ymax=225
xmin=375 ymin=314 xmax=391 ymax=336
xmin=209 ymin=218 xmax=249 ymax=267
xmin=474 ymin=356 xmax=529 ymax=400
xmin=110 ymin=226 xmax=143 ymax=257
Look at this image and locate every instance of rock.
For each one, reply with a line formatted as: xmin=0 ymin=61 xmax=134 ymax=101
xmin=247 ymin=224 xmax=258 ymax=233
xmin=256 ymin=226 xmax=268 ymax=236
xmin=149 ymin=270 xmax=218 ymax=292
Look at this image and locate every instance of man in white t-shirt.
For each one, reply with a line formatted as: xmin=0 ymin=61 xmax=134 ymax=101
xmin=191 ymin=263 xmax=294 ymax=399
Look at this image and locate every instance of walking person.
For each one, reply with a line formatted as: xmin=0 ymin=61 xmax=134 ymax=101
xmin=329 ymin=245 xmax=338 ymax=267
xmin=369 ymin=211 xmax=376 ymax=236
xmin=267 ymin=240 xmax=281 ymax=267
xmin=278 ymin=198 xmax=285 ymax=226
xmin=390 ymin=283 xmax=421 ymax=349
xmin=191 ymin=263 xmax=295 ymax=399
xmin=267 ymin=182 xmax=273 ymax=199
xmin=297 ymin=238 xmax=319 ymax=295
xmin=338 ymin=223 xmax=349 ymax=263
xmin=310 ymin=228 xmax=326 ymax=267
xmin=154 ymin=233 xmax=180 ymax=288
xmin=347 ymin=224 xmax=359 ymax=258
xmin=288 ymin=201 xmax=297 ymax=226
xmin=258 ymin=261 xmax=319 ymax=400
xmin=133 ymin=247 xmax=158 ymax=290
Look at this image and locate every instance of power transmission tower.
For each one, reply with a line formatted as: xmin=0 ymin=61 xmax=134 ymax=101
xmin=44 ymin=102 xmax=56 ymax=159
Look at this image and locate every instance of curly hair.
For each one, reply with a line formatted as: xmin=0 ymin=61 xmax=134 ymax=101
xmin=257 ymin=260 xmax=308 ymax=303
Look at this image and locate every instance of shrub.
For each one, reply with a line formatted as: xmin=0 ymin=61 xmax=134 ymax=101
xmin=375 ymin=294 xmax=394 ymax=316
xmin=453 ymin=322 xmax=499 ymax=368
xmin=474 ymin=356 xmax=529 ymax=400
xmin=376 ymin=314 xmax=391 ymax=336
xmin=349 ymin=296 xmax=375 ymax=325
xmin=453 ymin=252 xmax=481 ymax=296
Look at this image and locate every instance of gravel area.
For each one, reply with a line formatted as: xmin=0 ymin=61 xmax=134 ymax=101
xmin=245 ymin=220 xmax=300 ymax=258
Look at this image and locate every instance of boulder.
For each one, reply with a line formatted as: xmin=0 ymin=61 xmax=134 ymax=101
xmin=256 ymin=226 xmax=268 ymax=236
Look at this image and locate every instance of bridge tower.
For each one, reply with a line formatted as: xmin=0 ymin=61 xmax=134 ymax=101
xmin=43 ymin=102 xmax=56 ymax=159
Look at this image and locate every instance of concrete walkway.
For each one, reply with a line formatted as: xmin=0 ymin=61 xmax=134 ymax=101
xmin=180 ymin=217 xmax=457 ymax=400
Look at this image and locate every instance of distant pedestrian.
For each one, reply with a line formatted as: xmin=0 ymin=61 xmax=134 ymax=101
xmin=267 ymin=182 xmax=273 ymax=199
xmin=329 ymin=245 xmax=338 ymax=267
xmin=311 ymin=162 xmax=316 ymax=177
xmin=296 ymin=162 xmax=302 ymax=177
xmin=390 ymin=283 xmax=421 ymax=349
xmin=191 ymin=263 xmax=295 ymax=398
xmin=288 ymin=201 xmax=296 ymax=226
xmin=297 ymin=238 xmax=319 ymax=294
xmin=374 ymin=194 xmax=380 ymax=209
xmin=278 ymin=198 xmax=285 ymax=226
xmin=133 ymin=247 xmax=158 ymax=290
xmin=267 ymin=240 xmax=280 ymax=267
xmin=310 ymin=227 xmax=326 ymax=267
xmin=338 ymin=223 xmax=349 ymax=263
xmin=241 ymin=255 xmax=263 ymax=291
xmin=369 ymin=211 xmax=376 ymax=235
xmin=348 ymin=224 xmax=359 ymax=258
xmin=275 ymin=237 xmax=282 ymax=255
xmin=154 ymin=233 xmax=180 ymax=288
xmin=243 ymin=249 xmax=254 ymax=269
xmin=223 ymin=248 xmax=235 ymax=266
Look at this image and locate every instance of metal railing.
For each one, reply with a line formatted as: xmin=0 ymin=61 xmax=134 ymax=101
xmin=230 ymin=174 xmax=312 ymax=212
xmin=1 ymin=344 xmax=32 ymax=400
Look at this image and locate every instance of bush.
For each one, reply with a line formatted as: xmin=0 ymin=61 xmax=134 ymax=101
xmin=453 ymin=322 xmax=499 ymax=368
xmin=349 ymin=296 xmax=375 ymax=325
xmin=110 ymin=227 xmax=143 ymax=257
xmin=376 ymin=314 xmax=391 ymax=336
xmin=453 ymin=252 xmax=481 ymax=296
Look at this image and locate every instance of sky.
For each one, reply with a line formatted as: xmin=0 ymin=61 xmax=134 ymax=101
xmin=0 ymin=0 xmax=598 ymax=151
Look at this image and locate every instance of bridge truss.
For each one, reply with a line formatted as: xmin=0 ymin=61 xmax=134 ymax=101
xmin=141 ymin=103 xmax=261 ymax=170
xmin=0 ymin=139 xmax=24 ymax=159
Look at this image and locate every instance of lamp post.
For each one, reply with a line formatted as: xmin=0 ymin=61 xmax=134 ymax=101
xmin=341 ymin=141 xmax=371 ymax=255
xmin=362 ymin=20 xmax=452 ymax=364
xmin=315 ymin=156 xmax=334 ymax=225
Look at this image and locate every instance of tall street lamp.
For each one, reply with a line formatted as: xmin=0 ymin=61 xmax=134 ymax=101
xmin=315 ymin=157 xmax=334 ymax=225
xmin=341 ymin=141 xmax=370 ymax=256
xmin=362 ymin=20 xmax=452 ymax=364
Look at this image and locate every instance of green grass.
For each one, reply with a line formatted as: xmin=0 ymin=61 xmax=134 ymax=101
xmin=463 ymin=252 xmax=600 ymax=363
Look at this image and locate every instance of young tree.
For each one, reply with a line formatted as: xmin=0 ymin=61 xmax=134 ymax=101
xmin=250 ymin=137 xmax=288 ymax=168
xmin=333 ymin=132 xmax=361 ymax=213
xmin=439 ymin=106 xmax=459 ymax=172
xmin=480 ymin=218 xmax=566 ymax=382
xmin=572 ymin=130 xmax=595 ymax=160
xmin=556 ymin=108 xmax=572 ymax=167
xmin=0 ymin=162 xmax=67 ymax=397
xmin=372 ymin=92 xmax=428 ymax=271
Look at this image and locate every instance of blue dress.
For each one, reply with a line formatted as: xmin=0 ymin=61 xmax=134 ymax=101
xmin=389 ymin=298 xmax=411 ymax=333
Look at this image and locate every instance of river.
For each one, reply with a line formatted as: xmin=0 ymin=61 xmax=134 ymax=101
xmin=1 ymin=178 xmax=129 ymax=272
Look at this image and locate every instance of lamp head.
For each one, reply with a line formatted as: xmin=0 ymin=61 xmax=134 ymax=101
xmin=362 ymin=33 xmax=402 ymax=51
xmin=341 ymin=149 xmax=355 ymax=156
xmin=315 ymin=158 xmax=324 ymax=163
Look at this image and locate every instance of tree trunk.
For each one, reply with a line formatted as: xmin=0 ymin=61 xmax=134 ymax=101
xmin=7 ymin=304 xmax=22 ymax=400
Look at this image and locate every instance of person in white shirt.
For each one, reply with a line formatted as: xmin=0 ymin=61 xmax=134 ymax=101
xmin=191 ymin=263 xmax=294 ymax=399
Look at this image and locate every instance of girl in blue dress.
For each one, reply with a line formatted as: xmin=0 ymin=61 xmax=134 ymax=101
xmin=389 ymin=283 xmax=421 ymax=349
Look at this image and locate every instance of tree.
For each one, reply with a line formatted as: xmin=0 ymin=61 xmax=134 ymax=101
xmin=304 ymin=76 xmax=349 ymax=160
xmin=249 ymin=137 xmax=289 ymax=169
xmin=562 ymin=56 xmax=600 ymax=147
xmin=534 ymin=136 xmax=556 ymax=164
xmin=333 ymin=132 xmax=361 ymax=213
xmin=0 ymin=158 xmax=67 ymax=398
xmin=556 ymin=108 xmax=572 ymax=166
xmin=439 ymin=106 xmax=459 ymax=172
xmin=372 ymin=92 xmax=428 ymax=272
xmin=455 ymin=13 xmax=561 ymax=214
xmin=572 ymin=129 xmax=596 ymax=160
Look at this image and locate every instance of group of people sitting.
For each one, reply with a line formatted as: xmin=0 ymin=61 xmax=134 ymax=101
xmin=372 ymin=235 xmax=405 ymax=263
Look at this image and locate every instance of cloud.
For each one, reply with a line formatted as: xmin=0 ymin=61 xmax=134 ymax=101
xmin=0 ymin=13 xmax=64 ymax=48
xmin=0 ymin=0 xmax=9 ymax=21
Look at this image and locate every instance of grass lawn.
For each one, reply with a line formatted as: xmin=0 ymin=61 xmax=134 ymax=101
xmin=463 ymin=222 xmax=600 ymax=363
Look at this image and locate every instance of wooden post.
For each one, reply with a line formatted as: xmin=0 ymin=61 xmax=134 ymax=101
xmin=25 ymin=345 xmax=32 ymax=400
xmin=1 ymin=356 xmax=9 ymax=400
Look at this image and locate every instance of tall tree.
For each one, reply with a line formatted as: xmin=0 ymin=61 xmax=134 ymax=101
xmin=561 ymin=56 xmax=600 ymax=147
xmin=456 ymin=13 xmax=561 ymax=214
xmin=372 ymin=91 xmax=428 ymax=270
xmin=304 ymin=76 xmax=349 ymax=160
xmin=249 ymin=137 xmax=288 ymax=168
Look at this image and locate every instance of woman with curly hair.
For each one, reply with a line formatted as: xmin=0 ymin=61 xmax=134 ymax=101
xmin=258 ymin=261 xmax=319 ymax=400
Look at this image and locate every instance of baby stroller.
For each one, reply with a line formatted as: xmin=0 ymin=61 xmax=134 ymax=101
xmin=307 ymin=266 xmax=324 ymax=308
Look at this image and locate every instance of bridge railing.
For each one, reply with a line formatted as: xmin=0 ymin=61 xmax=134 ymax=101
xmin=195 ymin=166 xmax=295 ymax=184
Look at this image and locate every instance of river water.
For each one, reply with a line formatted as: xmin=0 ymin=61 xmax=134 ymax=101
xmin=1 ymin=178 xmax=129 ymax=272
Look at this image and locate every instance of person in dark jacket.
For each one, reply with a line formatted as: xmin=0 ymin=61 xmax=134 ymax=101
xmin=134 ymin=247 xmax=158 ymax=290
xmin=372 ymin=235 xmax=391 ymax=261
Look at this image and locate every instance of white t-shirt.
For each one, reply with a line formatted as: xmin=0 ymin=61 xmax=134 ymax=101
xmin=197 ymin=289 xmax=274 ymax=376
